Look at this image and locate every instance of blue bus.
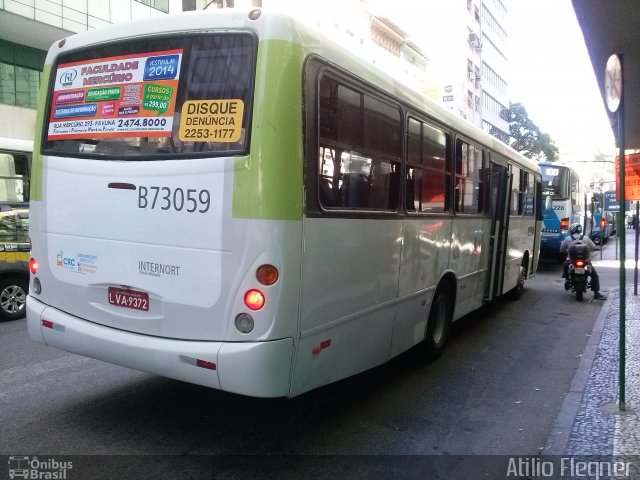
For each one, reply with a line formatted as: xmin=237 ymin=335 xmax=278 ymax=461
xmin=539 ymin=162 xmax=587 ymax=259
xmin=590 ymin=191 xmax=614 ymax=244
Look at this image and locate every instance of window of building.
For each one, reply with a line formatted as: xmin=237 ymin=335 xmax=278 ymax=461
xmin=0 ymin=63 xmax=40 ymax=109
xmin=406 ymin=117 xmax=451 ymax=213
xmin=0 ymin=40 xmax=45 ymax=109
xmin=482 ymin=120 xmax=509 ymax=144
xmin=318 ymin=76 xmax=401 ymax=210
xmin=135 ymin=0 xmax=169 ymax=12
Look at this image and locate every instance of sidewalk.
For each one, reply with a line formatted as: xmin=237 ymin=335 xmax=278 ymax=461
xmin=545 ymin=227 xmax=640 ymax=456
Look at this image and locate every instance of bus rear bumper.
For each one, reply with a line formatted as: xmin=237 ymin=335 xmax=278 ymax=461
xmin=26 ymin=296 xmax=294 ymax=398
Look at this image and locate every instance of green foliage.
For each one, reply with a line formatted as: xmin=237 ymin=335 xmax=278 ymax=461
xmin=508 ymin=102 xmax=559 ymax=161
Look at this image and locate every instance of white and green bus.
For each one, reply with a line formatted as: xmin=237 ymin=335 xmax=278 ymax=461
xmin=27 ymin=8 xmax=541 ymax=398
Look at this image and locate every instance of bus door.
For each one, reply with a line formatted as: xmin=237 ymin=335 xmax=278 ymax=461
xmin=485 ymin=159 xmax=510 ymax=300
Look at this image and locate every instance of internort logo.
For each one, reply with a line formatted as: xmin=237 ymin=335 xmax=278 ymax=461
xmin=138 ymin=260 xmax=181 ymax=277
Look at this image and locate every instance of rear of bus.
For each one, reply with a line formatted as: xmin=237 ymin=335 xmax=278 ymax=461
xmin=27 ymin=10 xmax=305 ymax=397
xmin=539 ymin=163 xmax=570 ymax=258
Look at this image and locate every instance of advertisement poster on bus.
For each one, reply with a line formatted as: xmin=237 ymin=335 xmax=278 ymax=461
xmin=48 ymin=49 xmax=183 ymax=140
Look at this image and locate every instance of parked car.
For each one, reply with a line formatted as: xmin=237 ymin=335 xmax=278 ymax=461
xmin=0 ymin=208 xmax=29 ymax=320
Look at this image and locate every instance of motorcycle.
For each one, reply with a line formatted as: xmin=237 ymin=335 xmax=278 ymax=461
xmin=566 ymin=242 xmax=592 ymax=301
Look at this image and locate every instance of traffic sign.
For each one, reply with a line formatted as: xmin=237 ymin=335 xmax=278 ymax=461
xmin=604 ymin=190 xmax=631 ymax=212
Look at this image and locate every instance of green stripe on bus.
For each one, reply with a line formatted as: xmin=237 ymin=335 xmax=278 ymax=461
xmin=30 ymin=63 xmax=52 ymax=201
xmin=232 ymin=39 xmax=304 ymax=220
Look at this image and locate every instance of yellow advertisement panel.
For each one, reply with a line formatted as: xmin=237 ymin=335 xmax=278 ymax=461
xmin=178 ymin=99 xmax=244 ymax=142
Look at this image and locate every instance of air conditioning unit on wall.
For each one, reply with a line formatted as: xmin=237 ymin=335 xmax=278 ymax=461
xmin=468 ymin=32 xmax=482 ymax=51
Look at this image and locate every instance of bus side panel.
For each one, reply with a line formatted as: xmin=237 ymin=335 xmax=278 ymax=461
xmin=232 ymin=39 xmax=304 ymax=221
xmin=292 ymin=217 xmax=402 ymax=395
xmin=449 ymin=216 xmax=492 ymax=320
xmin=391 ymin=216 xmax=451 ymax=357
xmin=501 ymin=216 xmax=535 ymax=294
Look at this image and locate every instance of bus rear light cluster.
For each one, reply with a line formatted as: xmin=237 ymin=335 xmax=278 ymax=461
xmin=560 ymin=218 xmax=570 ymax=233
xmin=236 ymin=265 xmax=279 ymax=333
xmin=30 ymin=258 xmax=42 ymax=293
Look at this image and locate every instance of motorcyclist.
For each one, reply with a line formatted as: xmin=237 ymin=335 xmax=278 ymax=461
xmin=560 ymin=223 xmax=606 ymax=300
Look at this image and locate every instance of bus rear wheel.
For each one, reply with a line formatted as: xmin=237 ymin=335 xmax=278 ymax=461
xmin=424 ymin=285 xmax=452 ymax=361
xmin=0 ymin=276 xmax=28 ymax=321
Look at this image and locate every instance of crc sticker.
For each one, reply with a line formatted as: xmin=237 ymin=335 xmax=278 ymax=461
xmin=55 ymin=251 xmax=98 ymax=274
xmin=178 ymin=99 xmax=244 ymax=142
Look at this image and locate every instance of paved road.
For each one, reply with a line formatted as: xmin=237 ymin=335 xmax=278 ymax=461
xmin=1 ymin=245 xmax=618 ymax=478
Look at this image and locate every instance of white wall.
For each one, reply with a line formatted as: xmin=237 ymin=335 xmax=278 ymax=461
xmin=0 ymin=105 xmax=37 ymax=141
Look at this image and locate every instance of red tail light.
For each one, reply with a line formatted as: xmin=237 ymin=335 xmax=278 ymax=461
xmin=244 ymin=289 xmax=265 ymax=310
xmin=560 ymin=218 xmax=570 ymax=232
xmin=29 ymin=258 xmax=39 ymax=274
xmin=575 ymin=260 xmax=585 ymax=267
xmin=600 ymin=218 xmax=607 ymax=228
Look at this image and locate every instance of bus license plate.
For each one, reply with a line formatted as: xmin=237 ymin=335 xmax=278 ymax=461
xmin=108 ymin=287 xmax=149 ymax=311
xmin=574 ymin=268 xmax=585 ymax=274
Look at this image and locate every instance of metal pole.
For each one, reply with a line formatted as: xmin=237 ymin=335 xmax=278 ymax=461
xmin=617 ymin=74 xmax=626 ymax=411
xmin=636 ymin=201 xmax=639 ymax=295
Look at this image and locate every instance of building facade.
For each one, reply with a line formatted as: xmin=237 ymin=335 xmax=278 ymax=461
xmin=1 ymin=0 xmax=512 ymax=144
xmin=228 ymin=0 xmax=510 ymax=143
xmin=0 ymin=0 xmax=183 ymax=142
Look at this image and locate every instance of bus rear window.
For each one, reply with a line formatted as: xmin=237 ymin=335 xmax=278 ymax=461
xmin=43 ymin=33 xmax=256 ymax=158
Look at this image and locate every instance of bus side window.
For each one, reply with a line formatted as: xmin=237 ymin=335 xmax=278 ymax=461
xmin=341 ymin=171 xmax=370 ymax=207
xmin=318 ymin=75 xmax=401 ymax=212
xmin=510 ymin=165 xmax=521 ymax=215
xmin=0 ymin=153 xmax=28 ymax=203
xmin=406 ymin=117 xmax=449 ymax=213
xmin=454 ymin=139 xmax=483 ymax=214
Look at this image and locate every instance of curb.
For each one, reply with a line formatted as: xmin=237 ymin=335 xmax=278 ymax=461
xmin=543 ymin=287 xmax=618 ymax=455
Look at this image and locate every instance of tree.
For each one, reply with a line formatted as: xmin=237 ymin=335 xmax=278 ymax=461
xmin=508 ymin=102 xmax=559 ymax=161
